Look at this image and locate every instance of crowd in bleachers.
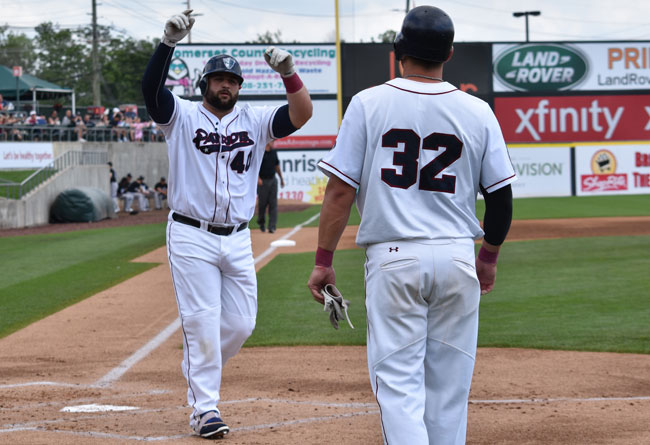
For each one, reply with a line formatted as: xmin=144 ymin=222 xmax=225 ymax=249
xmin=0 ymin=98 xmax=164 ymax=143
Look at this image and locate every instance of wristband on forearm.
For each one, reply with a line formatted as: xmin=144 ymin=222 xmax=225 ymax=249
xmin=478 ymin=246 xmax=499 ymax=264
xmin=282 ymin=73 xmax=304 ymax=94
xmin=315 ymin=247 xmax=334 ymax=267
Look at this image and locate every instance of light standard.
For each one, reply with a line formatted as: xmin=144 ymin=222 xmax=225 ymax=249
xmin=513 ymin=11 xmax=541 ymax=42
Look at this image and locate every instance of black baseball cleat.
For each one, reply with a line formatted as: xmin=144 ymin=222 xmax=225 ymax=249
xmin=259 ymin=224 xmax=265 ymax=232
xmin=196 ymin=411 xmax=229 ymax=439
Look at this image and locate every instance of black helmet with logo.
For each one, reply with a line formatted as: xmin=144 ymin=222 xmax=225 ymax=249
xmin=394 ymin=6 xmax=454 ymax=63
xmin=198 ymin=55 xmax=244 ymax=95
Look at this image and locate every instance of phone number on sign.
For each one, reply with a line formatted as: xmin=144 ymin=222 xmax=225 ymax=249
xmin=279 ymin=191 xmax=304 ymax=201
xmin=243 ymin=81 xmax=284 ymax=90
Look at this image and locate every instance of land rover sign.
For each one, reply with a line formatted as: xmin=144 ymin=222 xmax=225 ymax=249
xmin=494 ymin=44 xmax=588 ymax=92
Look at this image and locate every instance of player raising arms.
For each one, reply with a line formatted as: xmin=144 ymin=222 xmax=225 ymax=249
xmin=308 ymin=5 xmax=515 ymax=445
xmin=142 ymin=10 xmax=312 ymax=439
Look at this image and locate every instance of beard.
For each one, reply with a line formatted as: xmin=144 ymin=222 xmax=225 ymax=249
xmin=205 ymin=89 xmax=238 ymax=111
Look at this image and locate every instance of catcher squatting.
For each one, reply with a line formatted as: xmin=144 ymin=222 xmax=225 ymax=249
xmin=143 ymin=5 xmax=515 ymax=445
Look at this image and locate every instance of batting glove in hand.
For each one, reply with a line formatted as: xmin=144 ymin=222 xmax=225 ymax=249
xmin=321 ymin=284 xmax=355 ymax=330
xmin=163 ymin=9 xmax=195 ymax=47
xmin=264 ymin=46 xmax=296 ymax=77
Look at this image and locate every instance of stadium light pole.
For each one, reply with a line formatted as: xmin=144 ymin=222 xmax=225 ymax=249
xmin=513 ymin=11 xmax=541 ymax=42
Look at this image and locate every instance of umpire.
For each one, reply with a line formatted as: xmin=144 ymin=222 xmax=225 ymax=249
xmin=256 ymin=140 xmax=284 ymax=233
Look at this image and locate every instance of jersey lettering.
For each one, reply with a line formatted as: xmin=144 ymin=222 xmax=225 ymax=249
xmin=193 ymin=129 xmax=254 ymax=155
xmin=381 ymin=129 xmax=462 ymax=194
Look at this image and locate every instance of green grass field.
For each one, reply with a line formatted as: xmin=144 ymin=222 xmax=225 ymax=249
xmin=1 ymin=194 xmax=649 ymax=353
xmin=0 ymin=224 xmax=166 ymax=338
xmin=0 ymin=170 xmax=36 ymax=183
xmin=249 ymin=234 xmax=650 ymax=353
xmin=0 ymin=170 xmax=37 ymax=198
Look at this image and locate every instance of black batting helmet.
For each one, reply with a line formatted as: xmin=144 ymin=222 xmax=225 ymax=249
xmin=199 ymin=55 xmax=244 ymax=95
xmin=394 ymin=6 xmax=454 ymax=63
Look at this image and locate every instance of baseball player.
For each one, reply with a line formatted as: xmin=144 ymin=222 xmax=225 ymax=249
xmin=142 ymin=10 xmax=312 ymax=439
xmin=307 ymin=6 xmax=515 ymax=444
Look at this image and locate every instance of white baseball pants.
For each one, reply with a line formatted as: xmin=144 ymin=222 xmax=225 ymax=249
xmin=166 ymin=218 xmax=257 ymax=424
xmin=364 ymin=238 xmax=480 ymax=445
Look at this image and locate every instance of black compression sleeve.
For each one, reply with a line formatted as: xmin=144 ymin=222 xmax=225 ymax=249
xmin=271 ymin=104 xmax=298 ymax=138
xmin=481 ymin=184 xmax=513 ymax=246
xmin=141 ymin=43 xmax=176 ymax=124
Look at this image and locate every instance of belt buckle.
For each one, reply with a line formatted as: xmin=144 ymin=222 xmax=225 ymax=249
xmin=207 ymin=223 xmax=233 ymax=236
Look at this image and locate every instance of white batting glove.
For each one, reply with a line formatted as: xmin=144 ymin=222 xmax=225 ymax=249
xmin=321 ymin=284 xmax=355 ymax=330
xmin=264 ymin=46 xmax=295 ymax=77
xmin=162 ymin=9 xmax=195 ymax=47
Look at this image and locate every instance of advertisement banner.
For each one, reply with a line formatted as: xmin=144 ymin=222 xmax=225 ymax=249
xmin=168 ymin=44 xmax=337 ymax=96
xmin=0 ymin=142 xmax=54 ymax=168
xmin=494 ymin=95 xmax=650 ymax=143
xmin=240 ymin=99 xmax=338 ymax=149
xmin=575 ymin=144 xmax=650 ymax=195
xmin=494 ymin=42 xmax=650 ymax=92
xmin=277 ymin=149 xmax=329 ymax=204
xmin=508 ymin=146 xmax=572 ymax=197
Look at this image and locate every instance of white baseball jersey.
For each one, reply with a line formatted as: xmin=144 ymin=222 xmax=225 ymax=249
xmin=319 ymin=77 xmax=516 ymax=247
xmin=160 ymin=95 xmax=280 ymax=223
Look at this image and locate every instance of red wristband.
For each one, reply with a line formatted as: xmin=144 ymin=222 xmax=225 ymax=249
xmin=315 ymin=247 xmax=334 ymax=267
xmin=282 ymin=73 xmax=304 ymax=94
xmin=478 ymin=246 xmax=499 ymax=264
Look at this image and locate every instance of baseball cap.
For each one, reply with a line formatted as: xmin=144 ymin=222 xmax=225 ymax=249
xmin=108 ymin=161 xmax=113 ymax=167
xmin=29 ymin=110 xmax=36 ymax=115
xmin=138 ymin=175 xmax=144 ymax=180
xmin=160 ymin=177 xmax=166 ymax=181
xmin=112 ymin=107 xmax=120 ymax=113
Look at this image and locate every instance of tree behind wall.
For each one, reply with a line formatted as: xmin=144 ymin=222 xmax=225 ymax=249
xmin=0 ymin=22 xmax=158 ymax=108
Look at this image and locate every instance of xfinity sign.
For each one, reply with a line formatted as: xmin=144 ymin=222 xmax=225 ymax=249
xmin=494 ymin=44 xmax=588 ymax=92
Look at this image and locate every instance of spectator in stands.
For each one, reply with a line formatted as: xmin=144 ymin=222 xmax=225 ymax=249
xmin=3 ymin=113 xmax=25 ymax=141
xmin=130 ymin=116 xmax=150 ymax=142
xmin=60 ymin=109 xmax=76 ymax=140
xmin=26 ymin=110 xmax=47 ymax=141
xmin=154 ymin=177 xmax=168 ymax=210
xmin=25 ymin=110 xmax=38 ymax=125
xmin=0 ymin=93 xmax=14 ymax=111
xmin=111 ymin=108 xmax=128 ymax=142
xmin=149 ymin=120 xmax=163 ymax=142
xmin=82 ymin=113 xmax=95 ymax=141
xmin=73 ymin=114 xmax=87 ymax=142
xmin=47 ymin=110 xmax=61 ymax=125
xmin=61 ymin=109 xmax=73 ymax=126
xmin=95 ymin=112 xmax=110 ymax=141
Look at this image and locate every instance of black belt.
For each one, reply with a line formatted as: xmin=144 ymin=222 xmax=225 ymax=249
xmin=172 ymin=213 xmax=247 ymax=236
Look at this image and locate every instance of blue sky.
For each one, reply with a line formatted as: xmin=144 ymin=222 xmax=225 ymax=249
xmin=3 ymin=0 xmax=650 ymax=43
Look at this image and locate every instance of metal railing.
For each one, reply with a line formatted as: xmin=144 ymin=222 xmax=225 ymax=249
xmin=0 ymin=150 xmax=107 ymax=200
xmin=0 ymin=124 xmax=165 ymax=143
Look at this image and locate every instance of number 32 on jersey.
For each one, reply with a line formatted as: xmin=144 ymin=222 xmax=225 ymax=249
xmin=381 ymin=129 xmax=462 ymax=194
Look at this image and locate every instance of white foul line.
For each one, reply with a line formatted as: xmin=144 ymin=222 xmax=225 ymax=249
xmin=0 ymin=381 xmax=81 ymax=389
xmin=92 ymin=212 xmax=320 ymax=388
xmin=470 ymin=395 xmax=650 ymax=404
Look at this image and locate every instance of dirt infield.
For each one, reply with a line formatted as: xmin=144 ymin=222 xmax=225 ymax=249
xmin=1 ymin=210 xmax=649 ymax=444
